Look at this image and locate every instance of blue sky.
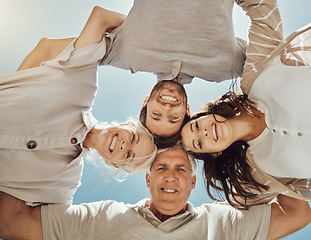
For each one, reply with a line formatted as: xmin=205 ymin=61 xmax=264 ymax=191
xmin=1 ymin=1 xmax=311 ymax=239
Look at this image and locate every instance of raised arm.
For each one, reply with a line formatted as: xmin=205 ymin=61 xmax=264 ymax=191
xmin=236 ymin=0 xmax=283 ymax=94
xmin=0 ymin=191 xmax=43 ymax=240
xmin=267 ymin=195 xmax=311 ymax=240
xmin=17 ymin=6 xmax=126 ymax=71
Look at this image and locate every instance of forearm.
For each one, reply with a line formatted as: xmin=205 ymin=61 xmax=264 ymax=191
xmin=17 ymin=37 xmax=75 ymax=71
xmin=0 ymin=191 xmax=43 ymax=240
xmin=74 ymin=6 xmax=126 ymax=50
xmin=267 ymin=195 xmax=311 ymax=240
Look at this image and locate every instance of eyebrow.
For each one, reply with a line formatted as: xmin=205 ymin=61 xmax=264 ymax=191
xmin=136 ymin=133 xmax=140 ymax=144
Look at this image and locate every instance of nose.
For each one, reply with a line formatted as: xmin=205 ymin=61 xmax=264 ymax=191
xmin=164 ymin=170 xmax=177 ymax=182
xmin=120 ymin=140 xmax=126 ymax=151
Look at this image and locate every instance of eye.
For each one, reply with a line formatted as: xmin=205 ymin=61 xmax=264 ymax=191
xmin=157 ymin=166 xmax=166 ymax=171
xmin=177 ymin=168 xmax=185 ymax=172
xmin=131 ymin=133 xmax=136 ymax=142
xmin=170 ymin=116 xmax=178 ymax=120
xmin=153 ymin=112 xmax=160 ymax=116
xmin=195 ymin=121 xmax=199 ymax=130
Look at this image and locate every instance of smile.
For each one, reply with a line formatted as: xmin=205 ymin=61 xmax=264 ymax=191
xmin=160 ymin=95 xmax=178 ymax=102
xmin=162 ymin=188 xmax=177 ymax=193
xmin=212 ymin=123 xmax=218 ymax=142
xmin=109 ymin=134 xmax=118 ymax=152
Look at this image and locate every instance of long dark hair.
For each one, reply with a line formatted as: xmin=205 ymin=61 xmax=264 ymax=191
xmin=190 ymin=91 xmax=268 ymax=209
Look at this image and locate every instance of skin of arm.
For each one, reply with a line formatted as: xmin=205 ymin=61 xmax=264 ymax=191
xmin=17 ymin=6 xmax=126 ymax=71
xmin=266 ymin=194 xmax=311 ymax=240
xmin=0 ymin=191 xmax=43 ymax=240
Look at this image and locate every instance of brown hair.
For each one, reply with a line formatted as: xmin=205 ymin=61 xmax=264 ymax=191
xmin=190 ymin=91 xmax=268 ymax=209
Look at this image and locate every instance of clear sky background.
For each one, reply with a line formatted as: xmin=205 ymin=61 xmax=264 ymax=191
xmin=1 ymin=1 xmax=311 ymax=239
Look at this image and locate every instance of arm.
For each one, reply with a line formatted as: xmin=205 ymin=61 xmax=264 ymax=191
xmin=17 ymin=6 xmax=126 ymax=71
xmin=266 ymin=195 xmax=311 ymax=240
xmin=74 ymin=6 xmax=126 ymax=49
xmin=235 ymin=0 xmax=283 ymax=94
xmin=17 ymin=37 xmax=75 ymax=71
xmin=0 ymin=191 xmax=43 ymax=240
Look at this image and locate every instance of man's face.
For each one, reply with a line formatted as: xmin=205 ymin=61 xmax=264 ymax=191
xmin=145 ymin=81 xmax=188 ymax=137
xmin=146 ymin=149 xmax=196 ymax=218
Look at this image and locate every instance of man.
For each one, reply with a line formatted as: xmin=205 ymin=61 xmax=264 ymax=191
xmin=139 ymin=80 xmax=190 ymax=142
xmin=0 ymin=147 xmax=310 ymax=240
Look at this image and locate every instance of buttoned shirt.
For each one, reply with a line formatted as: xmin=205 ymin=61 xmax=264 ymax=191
xmin=233 ymin=0 xmax=311 ymax=205
xmin=0 ymin=38 xmax=106 ymax=205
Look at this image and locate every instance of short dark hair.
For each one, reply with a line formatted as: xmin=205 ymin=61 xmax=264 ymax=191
xmin=139 ymin=105 xmax=190 ymax=149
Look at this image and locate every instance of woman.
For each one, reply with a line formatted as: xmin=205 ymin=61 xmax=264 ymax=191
xmin=0 ymin=7 xmax=156 ymax=206
xmin=181 ymin=0 xmax=311 ymax=208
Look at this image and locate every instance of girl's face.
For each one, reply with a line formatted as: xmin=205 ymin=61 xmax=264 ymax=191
xmin=181 ymin=114 xmax=234 ymax=153
xmin=96 ymin=124 xmax=155 ymax=168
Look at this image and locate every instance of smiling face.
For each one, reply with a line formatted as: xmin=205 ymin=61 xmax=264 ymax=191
xmin=181 ymin=114 xmax=235 ymax=153
xmin=146 ymin=149 xmax=196 ymax=219
xmin=145 ymin=81 xmax=188 ymax=137
xmin=95 ymin=124 xmax=155 ymax=169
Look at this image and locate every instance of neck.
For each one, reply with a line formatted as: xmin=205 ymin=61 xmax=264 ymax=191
xmin=83 ymin=127 xmax=101 ymax=149
xmin=148 ymin=202 xmax=187 ymax=222
xmin=236 ymin=108 xmax=266 ymax=142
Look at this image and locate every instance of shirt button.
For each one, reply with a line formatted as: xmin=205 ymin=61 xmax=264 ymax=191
xmin=27 ymin=140 xmax=37 ymax=149
xmin=180 ymin=78 xmax=184 ymax=83
xmin=174 ymin=67 xmax=178 ymax=71
xmin=272 ymin=129 xmax=276 ymax=132
xmin=283 ymin=131 xmax=287 ymax=135
xmin=298 ymin=132 xmax=303 ymax=136
xmin=71 ymin=137 xmax=78 ymax=144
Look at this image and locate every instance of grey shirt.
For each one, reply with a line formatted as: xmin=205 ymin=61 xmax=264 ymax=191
xmin=101 ymin=0 xmax=246 ymax=84
xmin=42 ymin=198 xmax=271 ymax=240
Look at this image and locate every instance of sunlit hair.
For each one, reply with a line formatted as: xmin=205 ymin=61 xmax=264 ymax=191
xmin=86 ymin=118 xmax=157 ymax=175
xmin=149 ymin=142 xmax=198 ymax=176
xmin=186 ymin=91 xmax=268 ymax=209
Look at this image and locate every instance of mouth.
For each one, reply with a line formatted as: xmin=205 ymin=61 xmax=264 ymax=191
xmin=161 ymin=188 xmax=178 ymax=193
xmin=160 ymin=95 xmax=178 ymax=102
xmin=212 ymin=123 xmax=218 ymax=142
xmin=109 ymin=134 xmax=118 ymax=152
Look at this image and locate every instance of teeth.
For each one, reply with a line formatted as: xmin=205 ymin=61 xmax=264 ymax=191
xmin=109 ymin=135 xmax=117 ymax=152
xmin=162 ymin=188 xmax=177 ymax=193
xmin=212 ymin=123 xmax=218 ymax=141
xmin=161 ymin=95 xmax=177 ymax=102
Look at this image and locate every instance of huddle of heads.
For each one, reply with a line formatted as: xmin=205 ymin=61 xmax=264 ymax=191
xmin=97 ymin=80 xmax=247 ymax=181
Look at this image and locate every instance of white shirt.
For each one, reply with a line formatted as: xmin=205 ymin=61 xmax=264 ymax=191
xmin=248 ymin=57 xmax=311 ymax=178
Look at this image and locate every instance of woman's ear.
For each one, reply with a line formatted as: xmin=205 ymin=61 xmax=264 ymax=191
xmin=186 ymin=104 xmax=190 ymax=116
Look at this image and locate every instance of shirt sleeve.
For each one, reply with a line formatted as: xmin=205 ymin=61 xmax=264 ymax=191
xmin=212 ymin=202 xmax=271 ymax=240
xmin=41 ymin=201 xmax=112 ymax=240
xmin=235 ymin=0 xmax=283 ymax=94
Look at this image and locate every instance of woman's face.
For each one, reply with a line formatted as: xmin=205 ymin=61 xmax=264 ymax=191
xmin=96 ymin=124 xmax=155 ymax=168
xmin=181 ymin=114 xmax=234 ymax=153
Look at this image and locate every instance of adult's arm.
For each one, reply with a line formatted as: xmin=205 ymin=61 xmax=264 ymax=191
xmin=266 ymin=194 xmax=311 ymax=240
xmin=0 ymin=191 xmax=43 ymax=240
xmin=235 ymin=0 xmax=283 ymax=94
xmin=17 ymin=6 xmax=126 ymax=71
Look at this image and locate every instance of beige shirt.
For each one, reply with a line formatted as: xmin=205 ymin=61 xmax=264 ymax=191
xmin=235 ymin=0 xmax=311 ymax=205
xmin=42 ymin=198 xmax=270 ymax=240
xmin=101 ymin=0 xmax=247 ymax=84
xmin=0 ymin=39 xmax=106 ymax=205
